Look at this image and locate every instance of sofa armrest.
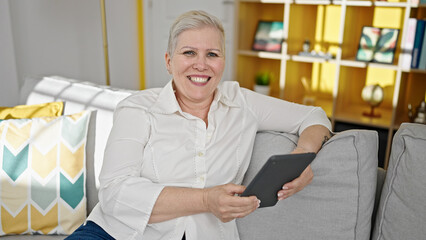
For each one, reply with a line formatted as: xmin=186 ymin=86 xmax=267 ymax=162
xmin=237 ymin=129 xmax=378 ymax=240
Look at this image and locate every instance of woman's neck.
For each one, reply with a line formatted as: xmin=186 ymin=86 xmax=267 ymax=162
xmin=175 ymin=93 xmax=213 ymax=127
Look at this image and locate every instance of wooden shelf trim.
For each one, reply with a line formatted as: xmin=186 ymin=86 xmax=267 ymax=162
xmin=239 ymin=0 xmax=287 ymax=3
xmin=240 ymin=0 xmax=423 ymax=7
xmin=238 ymin=50 xmax=284 ymax=59
xmin=294 ymin=0 xmax=331 ymax=5
xmin=291 ymin=54 xmax=328 ymax=63
xmin=406 ymin=68 xmax=426 ymax=74
xmin=340 ymin=59 xmax=399 ymax=70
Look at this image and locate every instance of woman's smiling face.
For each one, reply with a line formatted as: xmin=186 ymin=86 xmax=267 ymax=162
xmin=165 ymin=26 xmax=225 ymax=106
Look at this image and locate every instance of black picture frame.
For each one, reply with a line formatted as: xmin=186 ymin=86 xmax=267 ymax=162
xmin=252 ymin=21 xmax=284 ymax=53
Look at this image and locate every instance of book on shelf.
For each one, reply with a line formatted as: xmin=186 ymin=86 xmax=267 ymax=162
xmin=401 ymin=18 xmax=417 ymax=71
xmin=418 ymin=27 xmax=426 ymax=70
xmin=252 ymin=21 xmax=284 ymax=53
xmin=411 ymin=20 xmax=426 ymax=69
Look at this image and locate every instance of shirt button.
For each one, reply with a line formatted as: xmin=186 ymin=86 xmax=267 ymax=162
xmin=198 ymin=152 xmax=204 ymax=157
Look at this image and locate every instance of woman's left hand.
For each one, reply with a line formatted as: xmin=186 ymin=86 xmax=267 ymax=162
xmin=277 ymin=148 xmax=314 ymax=201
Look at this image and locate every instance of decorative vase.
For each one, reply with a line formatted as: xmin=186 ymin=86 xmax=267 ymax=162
xmin=254 ymin=85 xmax=270 ymax=95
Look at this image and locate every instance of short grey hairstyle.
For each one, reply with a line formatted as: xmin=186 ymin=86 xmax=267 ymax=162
xmin=167 ymin=10 xmax=225 ymax=58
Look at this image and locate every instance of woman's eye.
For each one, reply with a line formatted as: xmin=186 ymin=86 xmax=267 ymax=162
xmin=183 ymin=51 xmax=196 ymax=56
xmin=207 ymin=52 xmax=219 ymax=57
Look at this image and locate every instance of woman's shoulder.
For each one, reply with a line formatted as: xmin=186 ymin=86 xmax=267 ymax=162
xmin=218 ymin=81 xmax=243 ymax=100
xmin=117 ymin=88 xmax=163 ymax=110
xmin=218 ymin=81 xmax=255 ymax=105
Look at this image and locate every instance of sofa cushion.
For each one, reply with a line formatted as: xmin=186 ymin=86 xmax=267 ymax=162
xmin=237 ymin=130 xmax=378 ymax=240
xmin=0 ymin=111 xmax=91 ymax=235
xmin=20 ymin=76 xmax=135 ymax=214
xmin=0 ymin=102 xmax=64 ymax=120
xmin=372 ymin=123 xmax=426 ymax=240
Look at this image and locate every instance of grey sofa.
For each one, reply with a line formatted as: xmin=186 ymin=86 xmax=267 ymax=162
xmin=2 ymin=76 xmax=425 ymax=239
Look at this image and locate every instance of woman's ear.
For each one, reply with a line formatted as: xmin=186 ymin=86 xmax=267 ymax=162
xmin=165 ymin=53 xmax=172 ymax=74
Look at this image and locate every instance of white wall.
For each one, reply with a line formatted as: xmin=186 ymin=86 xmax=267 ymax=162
xmin=0 ymin=0 xmax=140 ymax=106
xmin=0 ymin=0 xmax=19 ymax=107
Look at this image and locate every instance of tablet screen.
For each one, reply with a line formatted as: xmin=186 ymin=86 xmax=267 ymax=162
xmin=241 ymin=152 xmax=316 ymax=208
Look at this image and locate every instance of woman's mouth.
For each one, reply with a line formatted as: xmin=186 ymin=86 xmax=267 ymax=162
xmin=187 ymin=76 xmax=211 ymax=83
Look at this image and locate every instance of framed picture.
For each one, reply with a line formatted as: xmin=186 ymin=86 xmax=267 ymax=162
xmin=373 ymin=28 xmax=400 ymax=64
xmin=356 ymin=26 xmax=399 ymax=64
xmin=356 ymin=27 xmax=381 ymax=62
xmin=252 ymin=21 xmax=284 ymax=53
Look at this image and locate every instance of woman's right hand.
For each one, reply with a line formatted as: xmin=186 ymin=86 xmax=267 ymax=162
xmin=203 ymin=183 xmax=260 ymax=222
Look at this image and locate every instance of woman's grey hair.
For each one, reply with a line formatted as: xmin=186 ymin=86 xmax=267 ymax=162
xmin=167 ymin=10 xmax=225 ymax=58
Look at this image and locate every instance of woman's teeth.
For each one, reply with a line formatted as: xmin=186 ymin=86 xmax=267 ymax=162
xmin=189 ymin=76 xmax=210 ymax=83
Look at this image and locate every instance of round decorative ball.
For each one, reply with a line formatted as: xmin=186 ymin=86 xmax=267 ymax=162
xmin=361 ymin=84 xmax=384 ymax=107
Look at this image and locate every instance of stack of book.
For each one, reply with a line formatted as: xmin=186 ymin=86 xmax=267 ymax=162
xmin=402 ymin=18 xmax=426 ymax=71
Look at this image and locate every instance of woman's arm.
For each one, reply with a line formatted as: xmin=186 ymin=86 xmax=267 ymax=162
xmin=292 ymin=124 xmax=333 ymax=154
xmin=149 ymin=184 xmax=259 ymax=223
xmin=277 ymin=124 xmax=333 ymax=200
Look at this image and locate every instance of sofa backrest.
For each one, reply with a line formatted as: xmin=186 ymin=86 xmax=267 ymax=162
xmin=20 ymin=76 xmax=135 ymax=213
xmin=372 ymin=123 xmax=426 ymax=240
xmin=237 ymin=129 xmax=378 ymax=240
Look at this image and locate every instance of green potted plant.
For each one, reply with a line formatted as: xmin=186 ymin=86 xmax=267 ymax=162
xmin=254 ymin=71 xmax=271 ymax=95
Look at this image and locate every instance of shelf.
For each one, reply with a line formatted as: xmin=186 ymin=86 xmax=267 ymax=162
xmin=235 ymin=0 xmax=426 ymax=168
xmin=290 ymin=54 xmax=328 ymax=63
xmin=334 ymin=104 xmax=393 ymax=129
xmin=374 ymin=1 xmax=409 ymax=7
xmin=340 ymin=59 xmax=399 ymax=70
xmin=336 ymin=0 xmax=373 ymax=6
xmin=238 ymin=50 xmax=284 ymax=60
xmin=294 ymin=0 xmax=331 ymax=5
xmin=239 ymin=0 xmax=286 ymax=3
xmin=407 ymin=68 xmax=426 ymax=74
xmin=333 ymin=0 xmax=410 ymax=7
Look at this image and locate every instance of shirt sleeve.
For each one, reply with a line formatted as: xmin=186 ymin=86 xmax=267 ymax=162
xmin=97 ymin=100 xmax=164 ymax=234
xmin=242 ymin=88 xmax=332 ymax=135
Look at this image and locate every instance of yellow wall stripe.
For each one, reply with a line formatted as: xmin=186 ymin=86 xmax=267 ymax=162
xmin=137 ymin=0 xmax=145 ymax=90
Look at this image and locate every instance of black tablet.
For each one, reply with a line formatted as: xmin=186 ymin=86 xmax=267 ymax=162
xmin=241 ymin=152 xmax=316 ymax=208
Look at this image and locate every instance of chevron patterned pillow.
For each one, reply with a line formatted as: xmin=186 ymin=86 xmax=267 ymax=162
xmin=0 ymin=110 xmax=91 ymax=235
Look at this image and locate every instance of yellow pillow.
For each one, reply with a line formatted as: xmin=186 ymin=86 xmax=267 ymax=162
xmin=0 ymin=102 xmax=64 ymax=120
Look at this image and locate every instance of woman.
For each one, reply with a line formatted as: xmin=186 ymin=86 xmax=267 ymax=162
xmin=67 ymin=10 xmax=332 ymax=240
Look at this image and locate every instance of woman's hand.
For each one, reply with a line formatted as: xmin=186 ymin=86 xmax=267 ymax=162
xmin=203 ymin=183 xmax=259 ymax=223
xmin=277 ymin=165 xmax=313 ymax=201
xmin=276 ymin=146 xmax=314 ymax=201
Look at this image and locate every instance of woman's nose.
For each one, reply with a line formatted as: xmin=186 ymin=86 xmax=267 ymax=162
xmin=193 ymin=56 xmax=208 ymax=71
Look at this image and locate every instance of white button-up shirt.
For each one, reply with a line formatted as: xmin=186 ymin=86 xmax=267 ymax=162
xmin=88 ymin=81 xmax=331 ymax=240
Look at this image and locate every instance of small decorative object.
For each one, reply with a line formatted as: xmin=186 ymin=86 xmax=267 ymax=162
xmin=361 ymin=84 xmax=384 ymax=118
xmin=298 ymin=49 xmax=333 ymax=60
xmin=254 ymin=71 xmax=271 ymax=95
xmin=303 ymin=39 xmax=310 ymax=52
xmin=356 ymin=26 xmax=399 ymax=64
xmin=408 ymin=103 xmax=414 ymax=122
xmin=252 ymin=21 xmax=284 ymax=53
xmin=413 ymin=100 xmax=426 ymax=124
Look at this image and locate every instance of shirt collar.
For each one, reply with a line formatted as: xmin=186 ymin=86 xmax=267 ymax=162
xmin=215 ymin=82 xmax=241 ymax=108
xmin=148 ymin=80 xmax=241 ymax=114
xmin=148 ymin=80 xmax=180 ymax=114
